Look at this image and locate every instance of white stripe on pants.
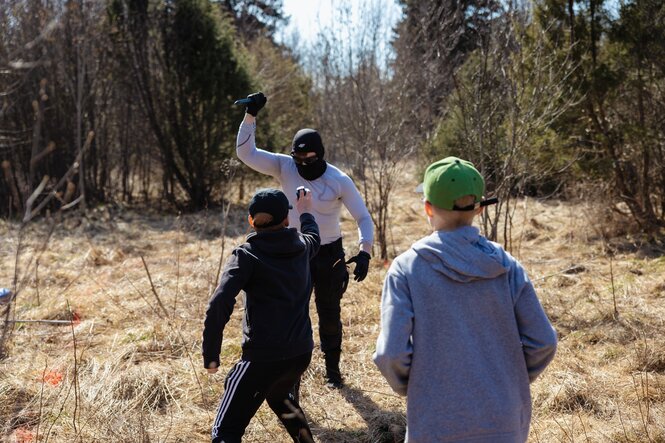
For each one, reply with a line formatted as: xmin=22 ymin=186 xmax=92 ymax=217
xmin=212 ymin=360 xmax=251 ymax=438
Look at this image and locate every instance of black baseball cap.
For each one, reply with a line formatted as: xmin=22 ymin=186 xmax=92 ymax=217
xmin=248 ymin=189 xmax=292 ymax=227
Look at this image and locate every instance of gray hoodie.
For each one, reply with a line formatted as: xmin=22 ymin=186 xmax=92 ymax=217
xmin=373 ymin=226 xmax=557 ymax=443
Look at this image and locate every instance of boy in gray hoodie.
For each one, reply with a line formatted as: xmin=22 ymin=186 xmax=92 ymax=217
xmin=373 ymin=157 xmax=557 ymax=443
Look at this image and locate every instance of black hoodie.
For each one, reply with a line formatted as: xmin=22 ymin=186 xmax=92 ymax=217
xmin=202 ymin=213 xmax=320 ymax=366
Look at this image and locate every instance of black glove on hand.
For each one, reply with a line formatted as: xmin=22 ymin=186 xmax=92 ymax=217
xmin=246 ymin=92 xmax=267 ymax=116
xmin=346 ymin=251 xmax=371 ymax=282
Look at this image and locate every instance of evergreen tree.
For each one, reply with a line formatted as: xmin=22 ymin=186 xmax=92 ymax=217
xmin=112 ymin=0 xmax=252 ymax=209
xmin=536 ymin=0 xmax=665 ymax=231
xmin=219 ymin=0 xmax=286 ymax=40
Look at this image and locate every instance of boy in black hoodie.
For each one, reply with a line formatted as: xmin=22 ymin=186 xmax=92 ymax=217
xmin=203 ymin=188 xmax=319 ymax=443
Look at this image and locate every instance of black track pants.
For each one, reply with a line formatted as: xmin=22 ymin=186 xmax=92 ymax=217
xmin=211 ymin=352 xmax=314 ymax=443
xmin=311 ymin=238 xmax=349 ymax=354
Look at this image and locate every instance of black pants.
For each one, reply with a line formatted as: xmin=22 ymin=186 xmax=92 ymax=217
xmin=211 ymin=352 xmax=314 ymax=443
xmin=311 ymin=238 xmax=349 ymax=353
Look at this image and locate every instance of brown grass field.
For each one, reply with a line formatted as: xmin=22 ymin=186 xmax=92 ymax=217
xmin=1 ymin=174 xmax=664 ymax=442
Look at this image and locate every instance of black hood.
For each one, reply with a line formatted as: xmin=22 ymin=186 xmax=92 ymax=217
xmin=292 ymin=128 xmax=325 ymax=158
xmin=246 ymin=227 xmax=306 ymax=257
xmin=292 ymin=128 xmax=327 ymax=180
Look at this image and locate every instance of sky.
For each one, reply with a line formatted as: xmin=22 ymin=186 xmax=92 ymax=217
xmin=279 ymin=0 xmax=404 ymax=47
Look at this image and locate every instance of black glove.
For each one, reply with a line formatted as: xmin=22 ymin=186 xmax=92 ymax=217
xmin=246 ymin=92 xmax=267 ymax=116
xmin=346 ymin=251 xmax=371 ymax=282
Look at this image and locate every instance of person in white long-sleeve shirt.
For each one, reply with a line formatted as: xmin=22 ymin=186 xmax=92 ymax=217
xmin=235 ymin=92 xmax=374 ymax=388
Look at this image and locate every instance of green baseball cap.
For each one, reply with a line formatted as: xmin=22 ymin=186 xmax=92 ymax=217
xmin=421 ymin=157 xmax=485 ymax=210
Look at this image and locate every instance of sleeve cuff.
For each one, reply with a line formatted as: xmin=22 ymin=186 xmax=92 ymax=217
xmin=299 ymin=212 xmax=315 ymax=222
xmin=203 ymin=356 xmax=219 ymax=368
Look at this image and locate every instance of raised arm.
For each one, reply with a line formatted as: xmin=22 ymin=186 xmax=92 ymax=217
xmin=236 ymin=114 xmax=282 ymax=177
xmin=202 ymin=248 xmax=252 ymax=371
xmin=295 ymin=188 xmax=320 ymax=259
xmin=300 ymin=213 xmax=321 ymax=260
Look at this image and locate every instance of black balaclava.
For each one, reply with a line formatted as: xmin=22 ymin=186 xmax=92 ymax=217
xmin=292 ymin=128 xmax=327 ymax=181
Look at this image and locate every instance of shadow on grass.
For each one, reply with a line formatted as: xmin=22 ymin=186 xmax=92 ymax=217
xmin=312 ymin=385 xmax=406 ymax=443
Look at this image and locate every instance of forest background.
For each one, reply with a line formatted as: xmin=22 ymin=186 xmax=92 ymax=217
xmin=2 ymin=0 xmax=665 ymax=246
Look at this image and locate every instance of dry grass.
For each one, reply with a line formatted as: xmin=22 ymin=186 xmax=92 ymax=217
xmin=1 ymin=174 xmax=665 ymax=442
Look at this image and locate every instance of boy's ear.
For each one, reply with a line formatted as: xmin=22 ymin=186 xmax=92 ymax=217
xmin=282 ymin=217 xmax=289 ymax=227
xmin=474 ymin=199 xmax=485 ymax=216
xmin=248 ymin=214 xmax=255 ymax=228
xmin=424 ymin=201 xmax=434 ymax=218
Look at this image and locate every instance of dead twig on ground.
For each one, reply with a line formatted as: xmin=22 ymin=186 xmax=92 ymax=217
xmin=140 ymin=255 xmax=170 ymax=318
xmin=3 ymin=319 xmax=73 ymax=324
xmin=36 ymin=358 xmax=47 ymax=442
xmin=67 ymin=300 xmax=81 ymax=434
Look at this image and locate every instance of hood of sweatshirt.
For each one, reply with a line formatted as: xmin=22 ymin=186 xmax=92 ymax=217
xmin=411 ymin=226 xmax=509 ymax=283
xmin=246 ymin=227 xmax=306 ymax=258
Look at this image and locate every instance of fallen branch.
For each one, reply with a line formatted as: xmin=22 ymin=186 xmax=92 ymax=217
xmin=24 ymin=130 xmax=94 ymax=222
xmin=3 ymin=319 xmax=72 ymax=325
xmin=23 ymin=174 xmax=50 ymax=221
xmin=534 ymin=264 xmax=589 ymax=282
xmin=61 ymin=195 xmax=84 ymax=211
xmin=124 ymin=275 xmax=163 ymax=319
xmin=67 ymin=300 xmax=80 ymax=434
xmin=30 ymin=141 xmax=56 ymax=167
xmin=140 ymin=255 xmax=170 ymax=318
xmin=36 ymin=358 xmax=48 ymax=442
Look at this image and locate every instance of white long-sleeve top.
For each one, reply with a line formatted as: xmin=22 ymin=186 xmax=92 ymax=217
xmin=237 ymin=121 xmax=374 ymax=250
